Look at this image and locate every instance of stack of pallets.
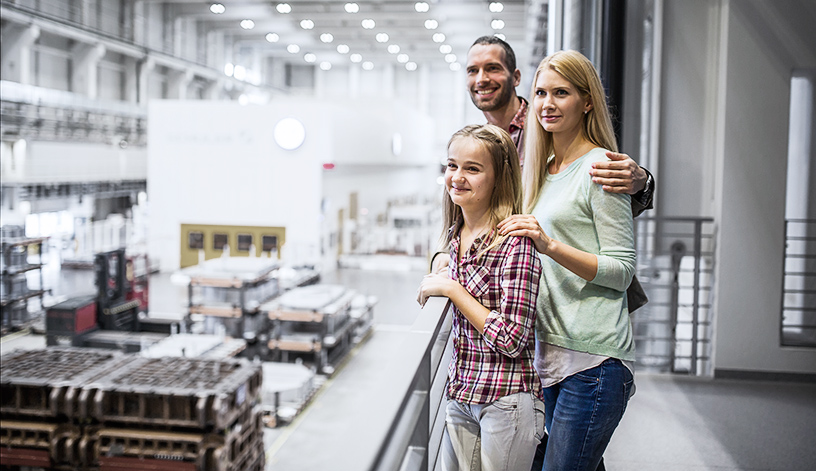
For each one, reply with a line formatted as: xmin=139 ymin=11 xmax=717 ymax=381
xmin=0 ymin=347 xmax=265 ymax=471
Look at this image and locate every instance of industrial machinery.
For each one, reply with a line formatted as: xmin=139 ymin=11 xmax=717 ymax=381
xmin=45 ymin=249 xmax=157 ymax=349
xmin=0 ymin=347 xmax=265 ymax=470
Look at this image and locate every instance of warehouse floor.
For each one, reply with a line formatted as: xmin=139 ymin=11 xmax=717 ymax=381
xmin=2 ymin=265 xmax=814 ymax=471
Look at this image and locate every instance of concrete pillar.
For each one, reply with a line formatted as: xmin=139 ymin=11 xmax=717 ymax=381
xmin=206 ymin=30 xmax=224 ymax=69
xmin=383 ymin=63 xmax=395 ymax=100
xmin=547 ymin=0 xmax=563 ymax=55
xmin=124 ymin=57 xmax=139 ymax=104
xmin=168 ymin=69 xmax=194 ymax=99
xmin=349 ymin=64 xmax=360 ymax=99
xmin=137 ymin=57 xmax=156 ymax=104
xmin=80 ymin=0 xmax=94 ymax=28
xmin=203 ymin=79 xmax=223 ymax=100
xmin=418 ymin=65 xmax=430 ymax=115
xmin=315 ymin=66 xmax=325 ymax=99
xmin=133 ymin=1 xmax=146 ymax=45
xmin=0 ymin=24 xmax=40 ymax=85
xmin=71 ymin=43 xmax=106 ymax=99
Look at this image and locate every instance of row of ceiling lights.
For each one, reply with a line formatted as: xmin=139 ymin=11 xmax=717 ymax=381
xmin=210 ymin=2 xmax=508 ymax=73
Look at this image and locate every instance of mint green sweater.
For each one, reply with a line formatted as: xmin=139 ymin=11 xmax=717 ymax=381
xmin=531 ymin=148 xmax=636 ymax=361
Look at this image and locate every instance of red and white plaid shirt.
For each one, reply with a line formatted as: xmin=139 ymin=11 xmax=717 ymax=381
xmin=446 ymin=229 xmax=542 ymax=404
xmin=508 ymin=97 xmax=528 ymax=166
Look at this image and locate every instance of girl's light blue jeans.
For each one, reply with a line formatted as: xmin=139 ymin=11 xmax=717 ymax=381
xmin=442 ymin=392 xmax=545 ymax=471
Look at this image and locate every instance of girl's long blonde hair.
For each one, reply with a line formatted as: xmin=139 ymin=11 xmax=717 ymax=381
xmin=522 ymin=50 xmax=618 ymax=212
xmin=440 ymin=124 xmax=523 ymax=259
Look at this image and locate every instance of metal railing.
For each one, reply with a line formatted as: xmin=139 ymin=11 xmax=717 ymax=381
xmin=632 ymin=217 xmax=717 ymax=376
xmin=370 ymin=299 xmax=453 ymax=471
xmin=782 ymin=219 xmax=816 ymax=348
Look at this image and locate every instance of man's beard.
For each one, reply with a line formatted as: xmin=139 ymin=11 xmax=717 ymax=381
xmin=470 ymin=84 xmax=514 ymax=112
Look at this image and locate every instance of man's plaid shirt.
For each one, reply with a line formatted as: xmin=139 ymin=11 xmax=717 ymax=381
xmin=446 ymin=229 xmax=542 ymax=404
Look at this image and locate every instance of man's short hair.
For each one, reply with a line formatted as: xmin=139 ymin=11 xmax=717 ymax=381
xmin=470 ymin=36 xmax=517 ymax=72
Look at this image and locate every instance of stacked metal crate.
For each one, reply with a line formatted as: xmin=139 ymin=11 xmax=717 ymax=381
xmin=263 ymin=284 xmax=376 ymax=375
xmin=178 ymin=257 xmax=280 ymax=349
xmin=0 ymin=225 xmax=49 ymax=332
xmin=0 ymin=348 xmax=265 ymax=471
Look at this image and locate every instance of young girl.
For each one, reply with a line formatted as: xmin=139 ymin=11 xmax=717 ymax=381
xmin=498 ymin=50 xmax=637 ymax=471
xmin=417 ymin=124 xmax=544 ymax=471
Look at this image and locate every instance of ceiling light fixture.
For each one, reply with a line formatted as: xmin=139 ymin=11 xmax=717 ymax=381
xmin=304 ymin=53 xmax=316 ymax=63
xmin=494 ymin=33 xmax=506 ymax=40
xmin=350 ymin=53 xmax=363 ymax=62
xmin=224 ymin=63 xmax=234 ymax=77
xmin=210 ymin=3 xmax=225 ymax=14
xmin=337 ymin=44 xmax=350 ymax=54
xmin=361 ymin=19 xmax=375 ymax=29
xmin=397 ymin=54 xmax=409 ymax=63
xmin=320 ymin=62 xmax=332 ymax=71
xmin=287 ymin=44 xmax=300 ymax=53
xmin=406 ymin=62 xmax=418 ymax=71
xmin=266 ymin=33 xmax=279 ymax=43
xmin=376 ymin=33 xmax=389 ymax=43
xmin=362 ymin=61 xmax=374 ymax=70
xmin=233 ymin=65 xmax=246 ymax=81
xmin=491 ymin=19 xmax=505 ymax=30
xmin=240 ymin=19 xmax=255 ymax=30
xmin=489 ymin=2 xmax=504 ymax=13
xmin=276 ymin=3 xmax=291 ymax=14
xmin=424 ymin=19 xmax=438 ymax=30
xmin=300 ymin=19 xmax=314 ymax=29
xmin=344 ymin=3 xmax=359 ymax=13
xmin=450 ymin=63 xmax=461 ymax=71
xmin=432 ymin=33 xmax=446 ymax=43
xmin=320 ymin=33 xmax=334 ymax=43
xmin=414 ymin=2 xmax=429 ymax=13
xmin=439 ymin=44 xmax=452 ymax=54
xmin=445 ymin=54 xmax=457 ymax=63
xmin=387 ymin=44 xmax=400 ymax=54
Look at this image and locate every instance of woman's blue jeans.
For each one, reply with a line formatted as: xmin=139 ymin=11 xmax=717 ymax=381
xmin=540 ymin=358 xmax=633 ymax=471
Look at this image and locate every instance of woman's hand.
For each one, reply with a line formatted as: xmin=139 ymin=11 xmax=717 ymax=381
xmin=417 ymin=273 xmax=458 ymax=307
xmin=497 ymin=214 xmax=553 ymax=255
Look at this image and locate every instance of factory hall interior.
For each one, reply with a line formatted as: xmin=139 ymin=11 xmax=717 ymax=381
xmin=1 ymin=0 xmax=815 ymax=470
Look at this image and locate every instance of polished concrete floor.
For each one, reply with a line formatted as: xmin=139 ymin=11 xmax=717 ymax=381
xmin=3 ymin=263 xmax=815 ymax=471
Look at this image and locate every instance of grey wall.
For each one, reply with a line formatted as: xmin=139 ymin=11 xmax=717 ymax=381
xmin=658 ymin=0 xmax=816 ymax=375
xmin=658 ymin=0 xmax=721 ymax=218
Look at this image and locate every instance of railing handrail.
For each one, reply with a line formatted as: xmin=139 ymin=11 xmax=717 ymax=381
xmin=370 ymin=297 xmax=452 ymax=471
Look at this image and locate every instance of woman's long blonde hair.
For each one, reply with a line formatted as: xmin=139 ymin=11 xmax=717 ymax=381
xmin=440 ymin=124 xmax=523 ymax=259
xmin=522 ymin=50 xmax=618 ymax=212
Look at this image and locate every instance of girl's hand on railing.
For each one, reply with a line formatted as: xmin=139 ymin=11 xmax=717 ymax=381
xmin=417 ymin=273 xmax=458 ymax=307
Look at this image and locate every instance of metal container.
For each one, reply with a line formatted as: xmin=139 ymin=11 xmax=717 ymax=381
xmin=46 ymin=295 xmax=97 ymax=335
xmin=1 ymin=225 xmax=25 ymax=239
xmin=0 ymin=348 xmax=131 ymax=420
xmin=82 ymin=356 xmax=262 ymax=431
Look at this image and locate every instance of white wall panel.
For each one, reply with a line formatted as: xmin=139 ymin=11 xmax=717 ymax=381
xmin=147 ymin=98 xmax=438 ymax=272
xmin=148 ymin=100 xmax=325 ymax=271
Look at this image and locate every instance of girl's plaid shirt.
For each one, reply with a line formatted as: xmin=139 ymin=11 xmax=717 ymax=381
xmin=446 ymin=229 xmax=542 ymax=404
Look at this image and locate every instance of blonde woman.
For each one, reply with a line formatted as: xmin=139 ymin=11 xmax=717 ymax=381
xmin=418 ymin=124 xmax=544 ymax=471
xmin=498 ymin=50 xmax=636 ymax=471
